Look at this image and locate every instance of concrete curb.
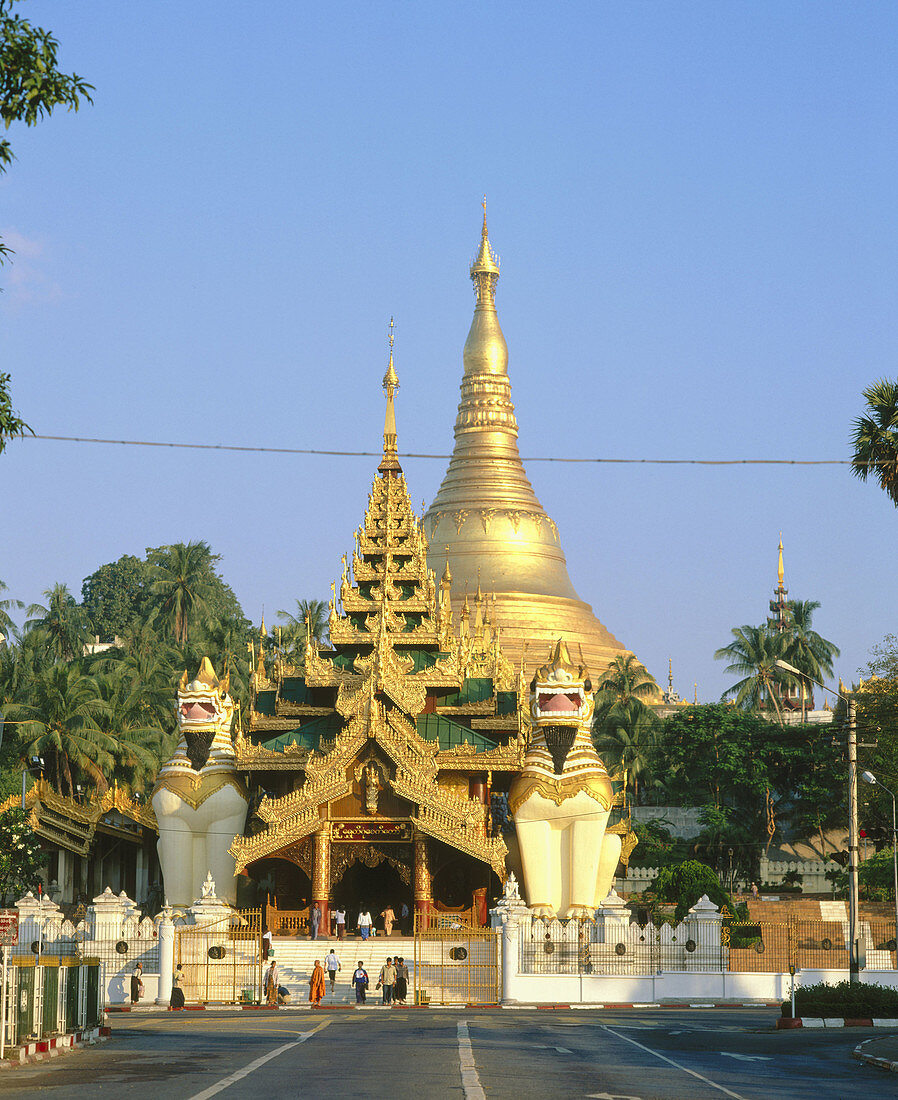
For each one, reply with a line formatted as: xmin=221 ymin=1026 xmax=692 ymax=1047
xmin=854 ymin=1036 xmax=898 ymax=1072
xmin=0 ymin=1026 xmax=110 ymax=1068
xmin=777 ymin=1017 xmax=898 ymax=1029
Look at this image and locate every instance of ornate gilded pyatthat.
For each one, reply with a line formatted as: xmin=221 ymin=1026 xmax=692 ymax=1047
xmin=424 ymin=205 xmax=641 ymax=680
xmin=508 ymin=640 xmax=623 ymax=919
xmin=232 ymin=334 xmax=522 ymax=914
xmin=152 ymin=657 xmax=249 ymax=907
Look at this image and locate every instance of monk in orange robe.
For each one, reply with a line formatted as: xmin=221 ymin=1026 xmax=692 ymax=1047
xmin=309 ymin=960 xmax=326 ymax=1006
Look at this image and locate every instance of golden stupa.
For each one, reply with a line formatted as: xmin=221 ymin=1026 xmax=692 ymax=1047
xmin=424 ymin=208 xmax=635 ymax=677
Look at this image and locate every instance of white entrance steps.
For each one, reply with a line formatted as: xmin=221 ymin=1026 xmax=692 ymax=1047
xmin=269 ymin=937 xmax=416 ymax=1006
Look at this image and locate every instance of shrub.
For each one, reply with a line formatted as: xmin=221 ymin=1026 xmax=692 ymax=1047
xmin=650 ymin=860 xmax=732 ymax=923
xmin=783 ymin=980 xmax=898 ymax=1018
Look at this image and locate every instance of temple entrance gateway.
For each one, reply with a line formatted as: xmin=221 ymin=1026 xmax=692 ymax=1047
xmin=331 ymin=860 xmax=411 ymax=933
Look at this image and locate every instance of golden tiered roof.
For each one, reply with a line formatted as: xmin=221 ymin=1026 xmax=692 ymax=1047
xmin=423 ymin=207 xmax=640 ymax=678
xmin=232 ymin=337 xmax=526 ymax=879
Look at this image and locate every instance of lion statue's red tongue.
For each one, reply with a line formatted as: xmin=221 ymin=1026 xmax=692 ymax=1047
xmin=538 ymin=692 xmax=579 ymax=714
xmin=182 ymin=701 xmax=216 ymax=721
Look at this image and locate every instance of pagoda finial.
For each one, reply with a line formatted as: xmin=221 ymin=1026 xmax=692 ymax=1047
xmin=470 ymin=196 xmax=500 ymax=305
xmin=777 ymin=534 xmax=785 ymax=588
xmin=668 ymin=657 xmax=674 ymax=694
xmin=380 ymin=317 xmax=401 ymax=472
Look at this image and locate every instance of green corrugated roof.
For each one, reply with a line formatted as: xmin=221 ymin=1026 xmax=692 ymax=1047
xmin=279 ymin=679 xmax=314 ymax=705
xmin=440 ymin=678 xmax=493 ymax=706
xmin=260 ymin=714 xmax=343 ymax=752
xmin=496 ymin=691 xmax=518 ymax=716
xmin=254 ymin=690 xmax=277 ymax=717
xmin=416 ymin=714 xmax=498 ymax=752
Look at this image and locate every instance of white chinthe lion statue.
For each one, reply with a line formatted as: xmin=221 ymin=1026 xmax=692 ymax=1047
xmin=152 ymin=658 xmax=248 ymax=908
xmin=508 ymin=640 xmax=622 ymax=919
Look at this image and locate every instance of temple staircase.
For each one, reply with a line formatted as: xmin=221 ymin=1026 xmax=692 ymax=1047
xmin=271 ymin=936 xmax=417 ymax=1005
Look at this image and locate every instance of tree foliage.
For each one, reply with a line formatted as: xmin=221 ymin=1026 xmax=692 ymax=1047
xmin=0 ymin=0 xmax=93 ymax=262
xmin=0 ymin=808 xmax=44 ymax=901
xmin=593 ymin=654 xmax=659 ymax=803
xmin=650 ymin=860 xmax=733 ymax=923
xmin=0 ymin=371 xmax=31 ymax=454
xmin=851 ymin=378 xmax=898 ymax=507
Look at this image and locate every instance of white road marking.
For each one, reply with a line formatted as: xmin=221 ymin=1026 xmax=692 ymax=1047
xmin=585 ymin=1093 xmax=643 ymax=1099
xmin=187 ymin=1020 xmax=331 ymax=1099
xmin=534 ymin=1043 xmax=574 ymax=1053
xmin=720 ymin=1052 xmax=772 ymax=1062
xmin=602 ymin=1026 xmax=748 ymax=1100
xmin=458 ymin=1019 xmax=486 ymax=1100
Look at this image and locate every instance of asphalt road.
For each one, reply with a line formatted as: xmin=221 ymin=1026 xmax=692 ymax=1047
xmin=0 ymin=1009 xmax=892 ymax=1099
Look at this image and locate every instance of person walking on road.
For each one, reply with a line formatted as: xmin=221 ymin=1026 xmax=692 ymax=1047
xmin=169 ymin=964 xmax=185 ymax=1010
xmin=352 ymin=961 xmax=369 ymax=1004
xmin=264 ymin=955 xmax=279 ymax=1006
xmin=309 ymin=960 xmax=326 ymax=1005
xmin=377 ymin=957 xmax=396 ymax=1005
xmin=334 ymin=907 xmax=346 ymax=940
xmin=131 ymin=962 xmax=143 ymax=1004
xmin=394 ymin=957 xmax=409 ymax=1005
xmin=309 ymin=902 xmax=321 ymax=940
xmin=325 ymin=949 xmax=341 ymax=993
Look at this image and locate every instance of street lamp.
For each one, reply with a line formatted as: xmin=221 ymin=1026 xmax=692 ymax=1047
xmin=775 ymin=659 xmax=860 ymax=982
xmin=861 ymin=770 xmax=898 ymax=954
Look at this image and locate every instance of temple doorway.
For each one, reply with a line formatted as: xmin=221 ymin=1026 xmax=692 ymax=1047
xmin=254 ymin=858 xmax=311 ymax=911
xmin=332 ymin=859 xmax=411 ymax=933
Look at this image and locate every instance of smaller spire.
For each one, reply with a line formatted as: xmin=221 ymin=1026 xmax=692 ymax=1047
xmin=470 ymin=196 xmax=500 ymax=306
xmin=777 ymin=534 xmax=785 ymax=588
xmin=380 ymin=317 xmax=401 ymax=473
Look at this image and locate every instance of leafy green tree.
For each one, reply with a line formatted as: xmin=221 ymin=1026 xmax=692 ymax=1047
xmin=146 ymin=541 xmax=218 ymax=647
xmin=714 ymin=624 xmax=791 ymax=721
xmin=25 ymin=582 xmax=92 ymax=662
xmin=0 ymin=577 xmax=22 ymax=642
xmin=81 ymin=555 xmax=149 ymax=642
xmin=649 ymin=860 xmax=733 ymax=923
xmin=0 ymin=372 xmax=31 ymax=454
xmin=851 ymin=379 xmax=898 ymax=507
xmin=593 ymin=654 xmax=658 ymax=803
xmin=783 ymin=599 xmax=840 ymax=718
xmin=0 ymin=808 xmax=44 ymax=902
xmin=6 ymin=663 xmax=115 ymax=795
xmin=628 ymin=820 xmax=688 ymax=869
xmin=0 ymin=0 xmax=93 ymax=265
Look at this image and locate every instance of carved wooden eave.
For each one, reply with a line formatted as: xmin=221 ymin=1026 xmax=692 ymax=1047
xmin=234 ymin=735 xmax=312 ymax=771
xmin=415 ymin=806 xmax=508 ymax=880
xmin=229 ymin=808 xmax=321 ymax=873
xmin=270 ymin=703 xmax=335 ymax=719
xmin=436 ymin=701 xmax=496 ymax=716
xmin=435 ymin=741 xmax=525 ymax=772
xmin=0 ymin=779 xmax=157 ymax=856
xmin=470 ymin=716 xmax=519 ymax=730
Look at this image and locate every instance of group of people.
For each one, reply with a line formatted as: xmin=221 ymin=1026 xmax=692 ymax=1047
xmin=131 ymin=961 xmax=186 ymax=1010
xmin=352 ymin=956 xmax=409 ymax=1005
xmin=263 ymin=951 xmax=410 ymax=1007
xmin=306 ymin=902 xmax=412 ymax=940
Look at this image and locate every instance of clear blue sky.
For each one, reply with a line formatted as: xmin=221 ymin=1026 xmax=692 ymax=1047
xmin=2 ymin=1 xmax=896 ymax=701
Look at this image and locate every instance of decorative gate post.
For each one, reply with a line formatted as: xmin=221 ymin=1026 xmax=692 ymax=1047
xmin=490 ymin=873 xmax=529 ymax=1005
xmin=413 ymin=833 xmax=432 ymax=927
xmin=312 ymin=824 xmax=330 ymax=932
xmin=156 ymin=906 xmax=174 ymax=1006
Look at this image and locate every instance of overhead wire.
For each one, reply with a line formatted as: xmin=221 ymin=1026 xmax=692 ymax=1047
xmin=18 ymin=433 xmax=866 ymax=465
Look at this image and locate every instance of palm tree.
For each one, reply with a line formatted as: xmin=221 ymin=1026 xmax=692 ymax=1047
xmin=783 ymin=600 xmax=840 ymax=719
xmin=6 ymin=663 xmax=116 ymax=796
xmin=714 ymin=624 xmax=792 ymax=723
xmin=147 ymin=541 xmax=216 ymax=647
xmin=277 ymin=598 xmax=330 ymax=660
xmin=851 ymin=379 xmax=898 ymax=505
xmin=593 ymin=654 xmax=659 ymax=803
xmin=0 ymin=579 xmax=22 ymax=645
xmin=25 ymin=583 xmax=92 ymax=662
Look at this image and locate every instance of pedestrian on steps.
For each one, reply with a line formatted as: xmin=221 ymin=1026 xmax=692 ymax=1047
xmin=325 ymin=949 xmax=341 ymax=993
xmin=352 ymin=961 xmax=369 ymax=1004
xmin=309 ymin=960 xmax=326 ymax=1006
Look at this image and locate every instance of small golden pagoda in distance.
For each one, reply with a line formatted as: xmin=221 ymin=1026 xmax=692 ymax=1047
xmin=424 ymin=205 xmax=642 ymax=679
xmin=231 ymin=327 xmax=525 ymax=927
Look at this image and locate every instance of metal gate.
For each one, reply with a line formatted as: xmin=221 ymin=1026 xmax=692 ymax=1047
xmin=175 ymin=909 xmax=262 ymax=1004
xmin=414 ymin=916 xmax=498 ymax=1005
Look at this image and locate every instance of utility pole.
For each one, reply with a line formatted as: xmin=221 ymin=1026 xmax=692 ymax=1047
xmin=847 ymin=699 xmax=859 ymax=983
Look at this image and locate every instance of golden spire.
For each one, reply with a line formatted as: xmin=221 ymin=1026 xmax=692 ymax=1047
xmin=777 ymin=534 xmax=785 ymax=588
xmin=423 ymin=207 xmax=633 ymax=678
xmin=380 ymin=317 xmax=401 ymax=473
